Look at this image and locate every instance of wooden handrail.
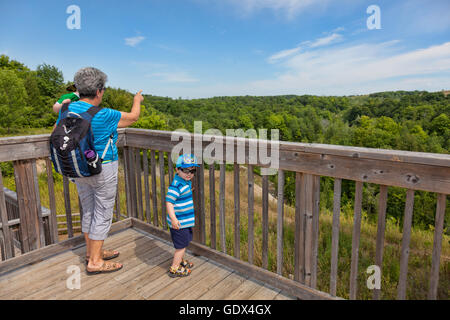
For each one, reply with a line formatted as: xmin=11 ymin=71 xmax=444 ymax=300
xmin=0 ymin=128 xmax=448 ymax=300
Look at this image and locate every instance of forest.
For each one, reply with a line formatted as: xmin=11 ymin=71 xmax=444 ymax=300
xmin=1 ymin=55 xmax=449 ymax=234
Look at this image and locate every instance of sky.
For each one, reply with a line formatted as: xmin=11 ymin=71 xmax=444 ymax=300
xmin=0 ymin=0 xmax=449 ymax=98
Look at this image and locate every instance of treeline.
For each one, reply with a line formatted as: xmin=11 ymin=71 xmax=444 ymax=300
xmin=1 ymin=55 xmax=449 ymax=233
xmin=142 ymin=93 xmax=449 ymax=232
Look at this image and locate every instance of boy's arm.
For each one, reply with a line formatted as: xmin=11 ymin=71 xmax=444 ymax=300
xmin=166 ymin=202 xmax=181 ymax=229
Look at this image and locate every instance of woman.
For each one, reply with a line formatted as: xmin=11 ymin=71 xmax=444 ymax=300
xmin=56 ymin=67 xmax=143 ymax=274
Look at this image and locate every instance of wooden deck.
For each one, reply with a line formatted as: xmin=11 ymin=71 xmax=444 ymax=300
xmin=0 ymin=228 xmax=295 ymax=300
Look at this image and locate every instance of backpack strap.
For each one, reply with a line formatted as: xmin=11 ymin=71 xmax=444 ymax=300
xmin=101 ymin=133 xmax=114 ymax=160
xmin=85 ymin=106 xmax=113 ymax=161
xmin=60 ymin=102 xmax=71 ymax=118
xmin=87 ymin=106 xmax=103 ymax=118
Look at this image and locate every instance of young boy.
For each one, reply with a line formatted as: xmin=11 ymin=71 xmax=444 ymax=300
xmin=52 ymin=83 xmax=80 ymax=113
xmin=165 ymin=154 xmax=199 ymax=277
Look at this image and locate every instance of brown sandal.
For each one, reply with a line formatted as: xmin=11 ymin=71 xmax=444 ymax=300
xmin=85 ymin=249 xmax=120 ymax=264
xmin=86 ymin=261 xmax=123 ymax=275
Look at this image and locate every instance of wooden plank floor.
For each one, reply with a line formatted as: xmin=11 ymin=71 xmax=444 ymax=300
xmin=0 ymin=228 xmax=295 ymax=300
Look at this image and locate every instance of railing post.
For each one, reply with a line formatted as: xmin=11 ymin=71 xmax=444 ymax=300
xmin=13 ymin=159 xmax=45 ymax=252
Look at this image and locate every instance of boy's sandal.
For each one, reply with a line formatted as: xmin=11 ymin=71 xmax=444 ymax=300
xmin=85 ymin=249 xmax=120 ymax=264
xmin=168 ymin=265 xmax=191 ymax=278
xmin=180 ymin=259 xmax=194 ymax=269
xmin=86 ymin=261 xmax=123 ymax=275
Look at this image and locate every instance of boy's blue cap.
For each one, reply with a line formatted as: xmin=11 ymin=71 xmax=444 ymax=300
xmin=176 ymin=154 xmax=200 ymax=168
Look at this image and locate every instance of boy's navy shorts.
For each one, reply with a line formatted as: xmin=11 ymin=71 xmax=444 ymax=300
xmin=169 ymin=227 xmax=193 ymax=249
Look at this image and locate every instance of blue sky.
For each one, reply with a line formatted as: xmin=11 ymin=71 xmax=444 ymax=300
xmin=0 ymin=0 xmax=449 ymax=98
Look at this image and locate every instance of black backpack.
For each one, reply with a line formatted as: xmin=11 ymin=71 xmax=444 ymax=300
xmin=49 ymin=102 xmax=111 ymax=178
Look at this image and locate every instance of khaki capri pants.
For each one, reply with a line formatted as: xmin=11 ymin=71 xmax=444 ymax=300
xmin=73 ymin=161 xmax=118 ymax=241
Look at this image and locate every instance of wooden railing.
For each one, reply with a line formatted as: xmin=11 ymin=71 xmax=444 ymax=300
xmin=0 ymin=128 xmax=448 ymax=300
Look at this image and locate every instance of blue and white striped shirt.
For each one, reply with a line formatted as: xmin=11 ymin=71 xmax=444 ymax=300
xmin=165 ymin=174 xmax=195 ymax=229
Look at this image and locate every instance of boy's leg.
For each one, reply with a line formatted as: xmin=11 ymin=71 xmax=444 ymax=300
xmin=171 ymin=247 xmax=186 ymax=269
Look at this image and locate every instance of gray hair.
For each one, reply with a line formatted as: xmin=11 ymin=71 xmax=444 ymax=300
xmin=74 ymin=67 xmax=107 ymax=98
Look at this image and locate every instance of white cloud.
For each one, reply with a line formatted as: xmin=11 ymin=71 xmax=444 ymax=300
xmin=309 ymin=33 xmax=343 ymax=48
xmin=268 ymin=47 xmax=302 ymax=63
xmin=254 ymin=41 xmax=450 ymax=95
xmin=147 ymin=72 xmax=199 ymax=83
xmin=268 ymin=32 xmax=343 ymax=64
xmin=125 ymin=36 xmax=145 ymax=47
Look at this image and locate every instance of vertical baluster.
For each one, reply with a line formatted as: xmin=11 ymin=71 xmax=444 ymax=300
xmin=128 ymin=148 xmax=138 ymax=218
xmin=262 ymin=173 xmax=269 ymax=270
xmin=219 ymin=163 xmax=226 ymax=253
xmin=428 ymin=194 xmax=446 ymax=300
xmin=349 ymin=181 xmax=363 ymax=299
xmin=397 ymin=189 xmax=415 ymax=300
xmin=209 ymin=163 xmax=216 ymax=250
xmin=159 ymin=151 xmax=167 ymax=229
xmin=114 ymin=183 xmax=121 ymax=222
xmin=135 ymin=149 xmax=144 ymax=221
xmin=122 ymin=147 xmax=131 ymax=217
xmin=31 ymin=159 xmax=45 ymax=247
xmin=45 ymin=158 xmax=58 ymax=244
xmin=234 ymin=163 xmax=240 ymax=259
xmin=311 ymin=175 xmax=321 ymax=289
xmin=62 ymin=176 xmax=73 ymax=239
xmin=168 ymin=151 xmax=174 ymax=185
xmin=304 ymin=174 xmax=314 ymax=286
xmin=143 ymin=149 xmax=151 ymax=224
xmin=373 ymin=185 xmax=388 ymax=300
xmin=247 ymin=165 xmax=254 ymax=264
xmin=198 ymin=161 xmax=205 ymax=243
xmin=77 ymin=195 xmax=83 ymax=233
xmin=294 ymin=172 xmax=305 ymax=283
xmin=330 ymin=178 xmax=342 ymax=296
xmin=276 ymin=170 xmax=284 ymax=275
xmin=150 ymin=150 xmax=158 ymax=227
xmin=0 ymin=169 xmax=13 ymax=259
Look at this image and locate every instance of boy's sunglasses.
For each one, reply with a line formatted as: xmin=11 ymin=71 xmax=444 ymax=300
xmin=179 ymin=168 xmax=196 ymax=174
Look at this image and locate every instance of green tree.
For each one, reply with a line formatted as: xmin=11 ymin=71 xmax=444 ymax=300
xmin=0 ymin=69 xmax=28 ymax=133
xmin=36 ymin=63 xmax=64 ymax=97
